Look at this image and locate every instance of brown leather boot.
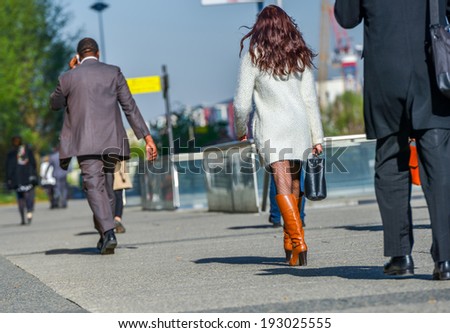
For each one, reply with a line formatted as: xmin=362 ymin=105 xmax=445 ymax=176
xmin=276 ymin=194 xmax=307 ymax=266
xmin=283 ymin=228 xmax=292 ymax=263
xmin=284 ymin=196 xmax=305 ymax=260
xmin=284 ymin=196 xmax=305 ymax=262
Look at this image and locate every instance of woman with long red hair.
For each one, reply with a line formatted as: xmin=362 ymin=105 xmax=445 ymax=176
xmin=234 ymin=5 xmax=324 ymax=266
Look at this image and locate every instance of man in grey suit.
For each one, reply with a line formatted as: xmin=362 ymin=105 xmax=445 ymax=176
xmin=50 ymin=37 xmax=158 ymax=255
xmin=335 ymin=0 xmax=450 ymax=280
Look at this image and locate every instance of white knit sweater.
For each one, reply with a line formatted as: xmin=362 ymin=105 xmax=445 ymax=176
xmin=234 ymin=52 xmax=324 ymax=167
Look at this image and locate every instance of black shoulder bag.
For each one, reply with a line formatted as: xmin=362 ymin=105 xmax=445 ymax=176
xmin=304 ymin=154 xmax=327 ymax=201
xmin=429 ymin=0 xmax=450 ymax=98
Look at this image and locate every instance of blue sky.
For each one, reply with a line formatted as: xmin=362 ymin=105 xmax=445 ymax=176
xmin=61 ymin=0 xmax=363 ymax=122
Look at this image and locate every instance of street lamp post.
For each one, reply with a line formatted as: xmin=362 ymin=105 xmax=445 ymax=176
xmin=257 ymin=1 xmax=263 ymax=12
xmin=90 ymin=2 xmax=109 ymax=62
xmin=258 ymin=1 xmax=282 ymax=11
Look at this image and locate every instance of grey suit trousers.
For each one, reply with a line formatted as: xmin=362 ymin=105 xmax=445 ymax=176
xmin=375 ymin=128 xmax=450 ymax=262
xmin=78 ymin=156 xmax=116 ymax=235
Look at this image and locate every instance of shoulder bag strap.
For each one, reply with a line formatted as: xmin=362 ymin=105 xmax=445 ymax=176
xmin=430 ymin=0 xmax=440 ymax=26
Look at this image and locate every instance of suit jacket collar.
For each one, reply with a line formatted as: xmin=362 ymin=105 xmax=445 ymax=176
xmin=80 ymin=56 xmax=98 ymax=65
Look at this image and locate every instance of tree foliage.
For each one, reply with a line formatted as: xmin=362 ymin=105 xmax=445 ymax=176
xmin=321 ymin=91 xmax=365 ymax=137
xmin=0 ymin=0 xmax=75 ymax=181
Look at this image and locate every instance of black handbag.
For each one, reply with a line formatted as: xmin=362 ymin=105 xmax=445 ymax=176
xmin=304 ymin=155 xmax=327 ymax=201
xmin=429 ymin=0 xmax=450 ymax=98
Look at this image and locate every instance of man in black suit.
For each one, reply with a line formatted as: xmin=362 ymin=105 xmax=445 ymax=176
xmin=335 ymin=0 xmax=450 ymax=280
xmin=50 ymin=38 xmax=158 ymax=254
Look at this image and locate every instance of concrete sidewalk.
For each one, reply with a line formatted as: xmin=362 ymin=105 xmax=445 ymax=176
xmin=1 ymin=196 xmax=450 ymax=313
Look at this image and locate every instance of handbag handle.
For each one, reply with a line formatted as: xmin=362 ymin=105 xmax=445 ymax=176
xmin=309 ymin=151 xmax=324 ymax=159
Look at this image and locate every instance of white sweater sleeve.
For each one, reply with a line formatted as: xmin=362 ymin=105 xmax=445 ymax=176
xmin=234 ymin=52 xmax=257 ymax=138
xmin=301 ymin=67 xmax=324 ymax=146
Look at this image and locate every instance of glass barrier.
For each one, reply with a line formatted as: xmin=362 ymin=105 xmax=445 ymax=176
xmin=137 ymin=134 xmax=388 ymax=212
xmin=322 ymin=135 xmax=376 ymax=196
xmin=139 ymin=155 xmax=177 ymax=210
xmin=202 ymin=141 xmax=260 ymax=213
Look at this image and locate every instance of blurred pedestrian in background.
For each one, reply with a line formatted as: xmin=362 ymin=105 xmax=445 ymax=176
xmin=234 ymin=5 xmax=324 ymax=266
xmin=39 ymin=155 xmax=56 ymax=209
xmin=268 ymin=173 xmax=282 ymax=227
xmin=113 ymin=160 xmax=133 ymax=233
xmin=48 ymin=147 xmax=70 ymax=209
xmin=6 ymin=136 xmax=38 ymax=225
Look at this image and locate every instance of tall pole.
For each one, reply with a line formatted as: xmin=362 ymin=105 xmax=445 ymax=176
xmin=90 ymin=2 xmax=109 ymax=63
xmin=276 ymin=0 xmax=283 ymax=7
xmin=162 ymin=65 xmax=180 ymax=208
xmin=98 ymin=10 xmax=106 ymax=61
xmin=318 ymin=0 xmax=330 ymax=109
xmin=162 ymin=65 xmax=174 ymax=157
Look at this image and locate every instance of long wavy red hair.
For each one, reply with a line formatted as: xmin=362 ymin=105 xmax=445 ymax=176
xmin=239 ymin=5 xmax=316 ymax=76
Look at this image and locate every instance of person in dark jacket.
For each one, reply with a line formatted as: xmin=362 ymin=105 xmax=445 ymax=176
xmin=6 ymin=136 xmax=37 ymax=225
xmin=335 ymin=0 xmax=450 ymax=280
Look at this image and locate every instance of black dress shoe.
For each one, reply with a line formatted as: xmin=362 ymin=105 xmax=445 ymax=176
xmin=97 ymin=237 xmax=103 ymax=250
xmin=383 ymin=255 xmax=414 ymax=276
xmin=100 ymin=229 xmax=117 ymax=255
xmin=433 ymin=261 xmax=450 ymax=280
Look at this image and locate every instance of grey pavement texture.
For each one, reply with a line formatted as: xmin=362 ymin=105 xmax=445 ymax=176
xmin=1 ymin=195 xmax=450 ymax=313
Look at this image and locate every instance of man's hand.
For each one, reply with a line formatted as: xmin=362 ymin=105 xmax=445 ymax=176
xmin=145 ymin=135 xmax=158 ymax=161
xmin=68 ymin=55 xmax=78 ymax=69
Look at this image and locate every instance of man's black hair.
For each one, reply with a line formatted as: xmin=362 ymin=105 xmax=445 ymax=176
xmin=77 ymin=37 xmax=99 ymax=57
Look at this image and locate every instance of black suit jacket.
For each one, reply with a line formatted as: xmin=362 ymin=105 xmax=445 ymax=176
xmin=50 ymin=59 xmax=150 ymax=160
xmin=335 ymin=0 xmax=450 ymax=139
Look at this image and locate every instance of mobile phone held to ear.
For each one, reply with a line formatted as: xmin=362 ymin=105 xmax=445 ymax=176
xmin=69 ymin=55 xmax=79 ymax=69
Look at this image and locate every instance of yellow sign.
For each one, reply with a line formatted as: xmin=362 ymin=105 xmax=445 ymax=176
xmin=126 ymin=76 xmax=161 ymax=94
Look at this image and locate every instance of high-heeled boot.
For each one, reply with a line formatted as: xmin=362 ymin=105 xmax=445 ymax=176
xmin=283 ymin=196 xmax=305 ymax=263
xmin=276 ymin=194 xmax=307 ymax=266
xmin=297 ymin=196 xmax=305 ymax=228
xmin=283 ymin=228 xmax=292 ymax=263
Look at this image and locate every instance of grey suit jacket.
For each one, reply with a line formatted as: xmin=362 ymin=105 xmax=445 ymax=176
xmin=335 ymin=0 xmax=450 ymax=139
xmin=50 ymin=59 xmax=150 ymax=160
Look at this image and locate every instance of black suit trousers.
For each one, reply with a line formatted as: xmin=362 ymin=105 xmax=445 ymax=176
xmin=375 ymin=128 xmax=450 ymax=262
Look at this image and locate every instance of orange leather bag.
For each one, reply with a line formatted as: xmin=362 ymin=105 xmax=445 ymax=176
xmin=409 ymin=142 xmax=421 ymax=186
